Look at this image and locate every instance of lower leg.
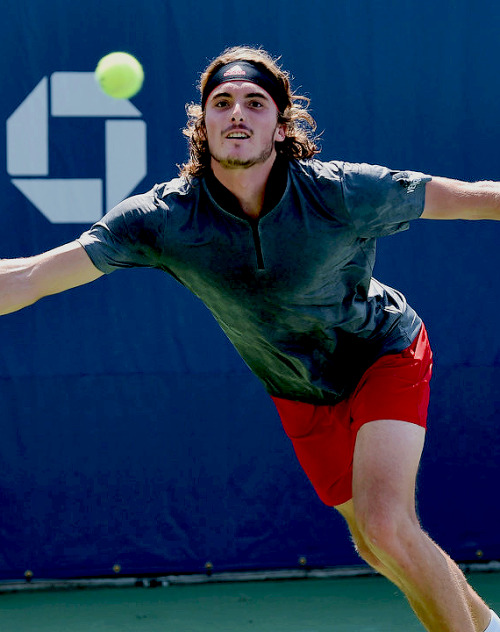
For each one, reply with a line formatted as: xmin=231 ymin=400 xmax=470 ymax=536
xmin=337 ymin=499 xmax=490 ymax=632
xmin=414 ymin=530 xmax=489 ymax=632
xmin=375 ymin=525 xmax=488 ymax=632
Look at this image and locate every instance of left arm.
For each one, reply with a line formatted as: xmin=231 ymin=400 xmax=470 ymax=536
xmin=422 ymin=176 xmax=500 ymax=220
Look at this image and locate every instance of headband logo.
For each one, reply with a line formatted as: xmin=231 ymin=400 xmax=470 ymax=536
xmin=223 ymin=65 xmax=246 ymax=77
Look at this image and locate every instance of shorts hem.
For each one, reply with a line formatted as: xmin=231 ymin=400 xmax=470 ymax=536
xmin=351 ymin=415 xmax=427 ymax=435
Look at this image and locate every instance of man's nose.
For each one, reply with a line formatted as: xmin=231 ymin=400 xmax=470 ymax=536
xmin=231 ymin=102 xmax=244 ymax=120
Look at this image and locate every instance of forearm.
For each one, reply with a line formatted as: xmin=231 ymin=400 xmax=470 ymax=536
xmin=0 ymin=257 xmax=40 ymax=315
xmin=422 ymin=177 xmax=500 ymax=220
xmin=0 ymin=242 xmax=103 ymax=316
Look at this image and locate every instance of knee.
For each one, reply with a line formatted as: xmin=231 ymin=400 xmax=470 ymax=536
xmin=355 ymin=505 xmax=421 ymax=563
xmin=351 ymin=536 xmax=386 ymax=572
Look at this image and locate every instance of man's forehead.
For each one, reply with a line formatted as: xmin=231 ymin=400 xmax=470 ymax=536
xmin=209 ymin=80 xmax=272 ymax=100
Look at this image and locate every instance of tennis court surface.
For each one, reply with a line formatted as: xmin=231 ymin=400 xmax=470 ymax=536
xmin=1 ymin=571 xmax=500 ymax=631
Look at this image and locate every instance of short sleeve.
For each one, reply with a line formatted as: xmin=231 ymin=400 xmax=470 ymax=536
xmin=77 ymin=189 xmax=166 ymax=274
xmin=341 ymin=162 xmax=431 ymax=238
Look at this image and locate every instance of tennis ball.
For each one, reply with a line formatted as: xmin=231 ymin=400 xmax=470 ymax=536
xmin=95 ymin=52 xmax=144 ymax=99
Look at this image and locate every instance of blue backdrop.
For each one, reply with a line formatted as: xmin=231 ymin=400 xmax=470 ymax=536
xmin=0 ymin=0 xmax=499 ymax=580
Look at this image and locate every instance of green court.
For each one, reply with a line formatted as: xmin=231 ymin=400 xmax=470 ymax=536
xmin=1 ymin=571 xmax=500 ymax=631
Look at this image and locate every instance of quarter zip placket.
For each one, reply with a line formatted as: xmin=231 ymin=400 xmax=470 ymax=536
xmin=249 ymin=219 xmax=265 ymax=270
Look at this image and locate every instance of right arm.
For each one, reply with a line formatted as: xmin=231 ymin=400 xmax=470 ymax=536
xmin=0 ymin=241 xmax=104 ymax=316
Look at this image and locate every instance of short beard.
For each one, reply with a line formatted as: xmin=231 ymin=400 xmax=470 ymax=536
xmin=210 ymin=139 xmax=275 ymax=170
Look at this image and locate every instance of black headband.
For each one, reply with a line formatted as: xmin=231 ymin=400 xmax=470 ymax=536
xmin=201 ymin=61 xmax=288 ymax=112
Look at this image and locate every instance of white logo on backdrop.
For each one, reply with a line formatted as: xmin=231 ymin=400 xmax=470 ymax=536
xmin=6 ymin=72 xmax=147 ymax=223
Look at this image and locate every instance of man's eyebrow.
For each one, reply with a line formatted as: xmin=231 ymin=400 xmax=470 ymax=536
xmin=211 ymin=91 xmax=232 ymax=100
xmin=210 ymin=90 xmax=270 ymax=101
xmin=246 ymin=92 xmax=270 ymax=100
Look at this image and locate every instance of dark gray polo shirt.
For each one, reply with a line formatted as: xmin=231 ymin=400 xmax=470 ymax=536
xmin=78 ymin=159 xmax=430 ymax=404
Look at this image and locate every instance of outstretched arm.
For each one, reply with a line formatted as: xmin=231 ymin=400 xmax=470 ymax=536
xmin=422 ymin=177 xmax=500 ymax=220
xmin=0 ymin=241 xmax=103 ymax=316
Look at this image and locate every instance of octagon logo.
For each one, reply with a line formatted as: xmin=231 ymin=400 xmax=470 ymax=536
xmin=6 ymin=72 xmax=147 ymax=224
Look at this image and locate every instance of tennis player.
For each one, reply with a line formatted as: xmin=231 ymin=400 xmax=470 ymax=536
xmin=2 ymin=46 xmax=500 ymax=632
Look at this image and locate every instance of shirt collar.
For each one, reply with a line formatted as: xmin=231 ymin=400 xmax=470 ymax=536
xmin=205 ymin=158 xmax=288 ymax=220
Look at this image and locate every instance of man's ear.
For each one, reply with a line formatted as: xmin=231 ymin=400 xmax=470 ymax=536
xmin=275 ymin=124 xmax=286 ymax=143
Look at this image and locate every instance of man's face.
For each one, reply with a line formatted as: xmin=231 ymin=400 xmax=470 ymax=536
xmin=204 ymin=81 xmax=285 ymax=170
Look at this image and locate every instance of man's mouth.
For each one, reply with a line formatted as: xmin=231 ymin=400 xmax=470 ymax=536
xmin=225 ymin=128 xmax=251 ymax=139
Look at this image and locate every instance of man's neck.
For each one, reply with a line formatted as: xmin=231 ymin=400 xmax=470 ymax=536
xmin=210 ymin=155 xmax=277 ymax=219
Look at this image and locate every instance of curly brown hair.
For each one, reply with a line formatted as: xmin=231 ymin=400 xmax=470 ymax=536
xmin=179 ymin=46 xmax=320 ymax=179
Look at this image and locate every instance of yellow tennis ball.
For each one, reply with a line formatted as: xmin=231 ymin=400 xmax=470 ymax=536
xmin=95 ymin=52 xmax=144 ymax=99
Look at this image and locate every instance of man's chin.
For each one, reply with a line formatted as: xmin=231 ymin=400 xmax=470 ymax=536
xmin=212 ymin=155 xmax=255 ymax=169
xmin=210 ymin=144 xmax=276 ymax=171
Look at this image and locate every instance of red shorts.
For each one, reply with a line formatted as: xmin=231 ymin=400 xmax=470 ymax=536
xmin=271 ymin=324 xmax=433 ymax=507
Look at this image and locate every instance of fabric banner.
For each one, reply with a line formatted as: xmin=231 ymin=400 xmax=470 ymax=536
xmin=0 ymin=0 xmax=499 ymax=579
